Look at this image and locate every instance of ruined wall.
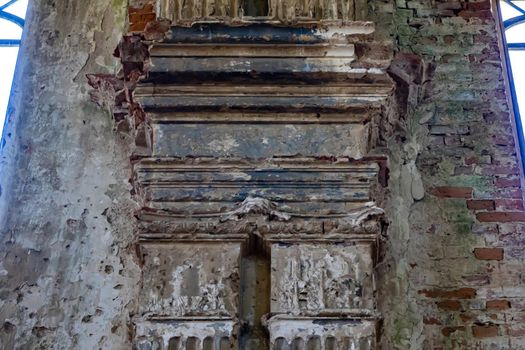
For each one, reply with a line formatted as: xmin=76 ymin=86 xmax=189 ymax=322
xmin=0 ymin=1 xmax=141 ymax=349
xmin=0 ymin=0 xmax=524 ymax=349
xmin=375 ymin=0 xmax=525 ymax=349
xmin=118 ymin=0 xmax=525 ymax=348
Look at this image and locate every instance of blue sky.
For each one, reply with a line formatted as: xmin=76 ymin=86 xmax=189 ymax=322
xmin=501 ymin=1 xmax=525 ymax=127
xmin=0 ymin=0 xmax=27 ymax=125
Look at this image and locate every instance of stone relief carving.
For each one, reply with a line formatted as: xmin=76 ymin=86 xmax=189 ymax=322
xmin=220 ymin=196 xmax=292 ymax=222
xmin=268 ymin=0 xmax=363 ymax=21
xmin=137 ymin=196 xmax=384 ymax=240
xmin=271 ymin=243 xmax=375 ymax=314
xmin=219 ymin=196 xmax=384 ymax=225
xmin=125 ymin=15 xmax=392 ymax=347
xmin=138 ymin=243 xmax=241 ymax=318
xmin=157 ymin=0 xmax=368 ymax=23
xmin=138 ymin=217 xmax=382 ymax=240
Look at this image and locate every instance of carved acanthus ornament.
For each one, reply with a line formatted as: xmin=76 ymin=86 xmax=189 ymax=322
xmin=220 ymin=197 xmax=293 ymax=222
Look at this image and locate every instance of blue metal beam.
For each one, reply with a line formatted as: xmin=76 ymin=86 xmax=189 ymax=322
xmin=0 ymin=0 xmax=24 ymax=45
xmin=499 ymin=0 xmax=525 ymax=171
xmin=503 ymin=0 xmax=525 ymax=16
xmin=509 ymin=42 xmax=525 ymax=49
xmin=0 ymin=8 xmax=24 ymax=28
xmin=0 ymin=0 xmax=18 ymax=11
xmin=504 ymin=14 xmax=525 ymax=28
xmin=0 ymin=39 xmax=20 ymax=46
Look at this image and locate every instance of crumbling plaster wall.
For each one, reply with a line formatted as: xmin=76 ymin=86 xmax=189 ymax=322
xmin=0 ymin=0 xmax=524 ymax=349
xmin=373 ymin=1 xmax=525 ymax=349
xmin=0 ymin=1 xmax=141 ymax=349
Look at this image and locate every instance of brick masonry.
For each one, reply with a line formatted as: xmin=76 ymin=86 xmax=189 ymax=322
xmin=376 ymin=0 xmax=525 ymax=348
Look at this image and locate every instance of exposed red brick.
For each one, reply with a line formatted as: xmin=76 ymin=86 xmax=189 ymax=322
xmin=482 ymin=165 xmax=520 ymax=176
xmin=430 ymin=186 xmax=473 ymax=198
xmin=496 ymin=199 xmax=524 ymax=211
xmin=438 ymin=2 xmax=462 ymax=10
xmin=467 ymin=200 xmax=495 ymax=211
xmin=442 ymin=326 xmax=466 ymax=337
xmin=499 ymin=189 xmax=525 ymax=199
xmin=477 ymin=212 xmax=525 ymax=223
xmin=458 ymin=10 xmax=493 ymax=20
xmin=423 ymin=316 xmax=442 ymax=325
xmin=437 ymin=300 xmax=462 ymax=311
xmin=129 ymin=4 xmax=154 ymax=13
xmin=495 ymin=178 xmax=521 ymax=188
xmin=465 ymin=0 xmax=491 ymax=11
xmin=508 ymin=326 xmax=525 ymax=337
xmin=472 ymin=324 xmax=499 ymax=338
xmin=460 ymin=313 xmax=473 ymax=322
xmin=129 ymin=13 xmax=156 ymax=24
xmin=474 ymin=33 xmax=495 ymax=45
xmin=418 ymin=288 xmax=476 ymax=299
xmin=486 ymin=300 xmax=511 ymax=310
xmin=474 ymin=248 xmax=504 ymax=261
xmin=128 ymin=3 xmax=157 ymax=33
xmin=129 ymin=22 xmax=147 ymax=32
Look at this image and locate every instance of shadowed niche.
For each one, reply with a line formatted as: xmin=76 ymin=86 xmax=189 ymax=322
xmin=243 ymin=0 xmax=268 ymax=16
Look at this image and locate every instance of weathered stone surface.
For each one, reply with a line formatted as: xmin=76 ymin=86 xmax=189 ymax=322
xmin=271 ymin=243 xmax=375 ymax=314
xmin=152 ymin=123 xmax=370 ymax=158
xmin=138 ymin=243 xmax=241 ymax=318
xmin=157 ymin=0 xmax=370 ymax=23
xmin=267 ymin=316 xmax=375 ymax=349
xmin=134 ymin=157 xmax=381 ymax=216
xmin=0 ymin=1 xmax=140 ymax=349
xmin=135 ymin=319 xmax=238 ymax=349
xmin=129 ymin=16 xmax=388 ymax=348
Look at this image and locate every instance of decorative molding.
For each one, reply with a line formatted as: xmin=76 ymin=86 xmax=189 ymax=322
xmin=220 ymin=196 xmax=292 ymax=221
xmin=134 ymin=157 xmax=382 ymax=217
xmin=266 ymin=315 xmax=376 ymax=349
xmin=124 ymin=16 xmax=392 ymax=348
xmin=157 ymin=0 xmax=370 ymax=24
xmin=137 ymin=216 xmax=382 ymax=240
xmin=135 ymin=81 xmax=392 ymax=113
xmin=219 ymin=196 xmax=384 ymax=223
xmin=137 ymin=208 xmax=384 ymax=241
xmin=135 ymin=319 xmax=238 ymax=350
